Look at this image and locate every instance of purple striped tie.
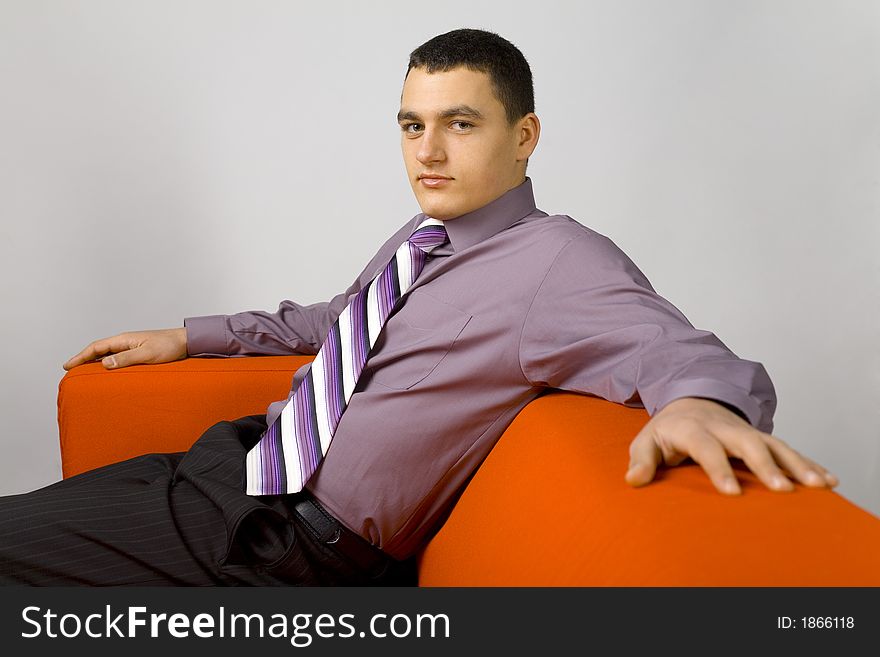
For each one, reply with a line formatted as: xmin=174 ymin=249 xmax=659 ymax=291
xmin=244 ymin=219 xmax=449 ymax=496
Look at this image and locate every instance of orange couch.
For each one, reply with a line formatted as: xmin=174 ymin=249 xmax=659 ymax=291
xmin=58 ymin=356 xmax=880 ymax=586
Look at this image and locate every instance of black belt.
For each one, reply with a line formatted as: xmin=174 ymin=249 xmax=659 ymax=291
xmin=293 ymin=493 xmax=391 ymax=579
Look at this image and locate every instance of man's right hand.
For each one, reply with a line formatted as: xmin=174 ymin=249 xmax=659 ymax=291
xmin=63 ymin=327 xmax=188 ymax=371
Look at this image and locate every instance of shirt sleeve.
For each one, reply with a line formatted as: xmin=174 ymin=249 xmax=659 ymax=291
xmin=184 ymin=290 xmax=357 ymax=357
xmin=518 ymin=232 xmax=777 ymax=433
xmin=183 ymin=222 xmax=415 ymax=357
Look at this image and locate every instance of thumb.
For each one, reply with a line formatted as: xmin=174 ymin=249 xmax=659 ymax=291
xmin=625 ymin=431 xmax=662 ymax=487
xmin=102 ymin=346 xmax=146 ymax=370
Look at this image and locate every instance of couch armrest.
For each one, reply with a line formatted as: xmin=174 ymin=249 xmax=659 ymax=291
xmin=58 ymin=355 xmax=312 ymax=478
xmin=419 ymin=392 xmax=880 ymax=586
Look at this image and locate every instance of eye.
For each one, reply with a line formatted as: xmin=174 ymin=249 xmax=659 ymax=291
xmin=451 ymin=121 xmax=473 ymax=130
xmin=401 ymin=122 xmax=423 ymax=135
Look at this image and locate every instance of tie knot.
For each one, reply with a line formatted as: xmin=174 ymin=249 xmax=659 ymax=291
xmin=409 ymin=219 xmax=448 ymax=253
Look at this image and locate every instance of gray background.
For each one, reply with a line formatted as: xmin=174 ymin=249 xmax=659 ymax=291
xmin=1 ymin=0 xmax=877 ymax=517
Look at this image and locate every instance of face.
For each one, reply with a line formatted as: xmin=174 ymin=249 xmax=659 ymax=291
xmin=398 ymin=66 xmax=539 ymax=220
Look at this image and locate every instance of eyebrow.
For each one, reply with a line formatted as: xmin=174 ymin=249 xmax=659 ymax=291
xmin=396 ymin=105 xmax=486 ymax=124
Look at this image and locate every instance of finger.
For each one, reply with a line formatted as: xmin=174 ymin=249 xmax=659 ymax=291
xmin=625 ymin=430 xmax=663 ymax=487
xmin=735 ymin=432 xmax=796 ymax=492
xmin=685 ymin=434 xmax=742 ymax=495
xmin=723 ymin=426 xmax=836 ymax=490
xmin=63 ymin=346 xmax=96 ymax=370
xmin=63 ymin=337 xmax=120 ymax=370
xmin=104 ymin=344 xmax=149 ymax=369
xmin=762 ymin=435 xmax=839 ymax=488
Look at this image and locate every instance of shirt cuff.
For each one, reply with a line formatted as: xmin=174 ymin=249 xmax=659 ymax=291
xmin=183 ymin=315 xmax=229 ymax=357
xmin=649 ymin=377 xmax=771 ymax=433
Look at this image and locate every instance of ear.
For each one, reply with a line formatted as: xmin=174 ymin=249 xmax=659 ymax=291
xmin=515 ymin=112 xmax=541 ymax=162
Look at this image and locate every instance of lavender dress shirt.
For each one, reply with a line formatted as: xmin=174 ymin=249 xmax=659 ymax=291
xmin=184 ymin=177 xmax=776 ymax=560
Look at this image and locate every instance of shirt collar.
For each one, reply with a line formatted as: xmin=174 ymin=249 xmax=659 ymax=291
xmin=418 ymin=177 xmax=537 ymax=253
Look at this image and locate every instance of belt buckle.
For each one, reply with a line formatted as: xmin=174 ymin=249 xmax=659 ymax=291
xmin=296 ymin=496 xmax=387 ymax=578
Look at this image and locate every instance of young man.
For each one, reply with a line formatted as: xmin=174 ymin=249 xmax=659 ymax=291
xmin=2 ymin=29 xmax=836 ymax=586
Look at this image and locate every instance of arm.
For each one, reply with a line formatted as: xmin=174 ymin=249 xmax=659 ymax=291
xmin=183 ymin=287 xmax=359 ymax=358
xmin=519 ymin=231 xmax=836 ymax=493
xmin=64 ymin=282 xmax=368 ymax=370
xmin=63 ymin=218 xmax=418 ymax=370
xmin=183 ymin=225 xmax=417 ymax=357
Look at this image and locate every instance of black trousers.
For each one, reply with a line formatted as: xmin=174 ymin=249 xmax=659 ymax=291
xmin=0 ymin=415 xmax=416 ymax=586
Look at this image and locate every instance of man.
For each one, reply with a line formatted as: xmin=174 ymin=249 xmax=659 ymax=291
xmin=1 ymin=28 xmax=836 ymax=586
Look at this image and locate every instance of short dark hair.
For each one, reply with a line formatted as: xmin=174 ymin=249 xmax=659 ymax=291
xmin=406 ymin=28 xmax=534 ymax=125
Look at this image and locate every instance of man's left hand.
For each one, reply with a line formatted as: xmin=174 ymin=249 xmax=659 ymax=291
xmin=624 ymin=397 xmax=838 ymax=495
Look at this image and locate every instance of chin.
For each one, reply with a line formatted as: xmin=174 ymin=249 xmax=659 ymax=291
xmin=414 ymin=188 xmax=471 ymax=220
xmin=416 ymin=200 xmax=451 ymax=220
xmin=421 ymin=207 xmax=457 ymax=221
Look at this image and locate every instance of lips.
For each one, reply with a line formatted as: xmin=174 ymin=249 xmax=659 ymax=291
xmin=419 ymin=174 xmax=452 ymax=189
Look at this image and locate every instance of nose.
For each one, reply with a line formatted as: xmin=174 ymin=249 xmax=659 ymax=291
xmin=416 ymin=127 xmax=445 ymax=165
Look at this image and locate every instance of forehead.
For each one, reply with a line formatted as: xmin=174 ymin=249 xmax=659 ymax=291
xmin=399 ymin=66 xmax=501 ymax=116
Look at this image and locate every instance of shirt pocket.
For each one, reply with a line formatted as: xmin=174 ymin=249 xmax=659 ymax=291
xmin=367 ymin=291 xmax=472 ymax=391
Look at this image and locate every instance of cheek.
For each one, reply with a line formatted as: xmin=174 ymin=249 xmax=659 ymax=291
xmin=469 ymin=139 xmax=511 ymax=176
xmin=466 ymin=149 xmax=506 ymax=190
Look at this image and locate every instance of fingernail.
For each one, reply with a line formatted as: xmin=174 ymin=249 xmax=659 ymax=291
xmin=772 ymin=475 xmax=793 ymax=490
xmin=805 ymin=471 xmax=823 ymax=486
xmin=103 ymin=356 xmax=116 ymax=368
xmin=824 ymin=472 xmax=838 ymax=485
xmin=722 ymin=478 xmax=740 ymax=494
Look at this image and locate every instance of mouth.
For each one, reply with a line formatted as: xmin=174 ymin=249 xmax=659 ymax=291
xmin=418 ymin=174 xmax=453 ymax=189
